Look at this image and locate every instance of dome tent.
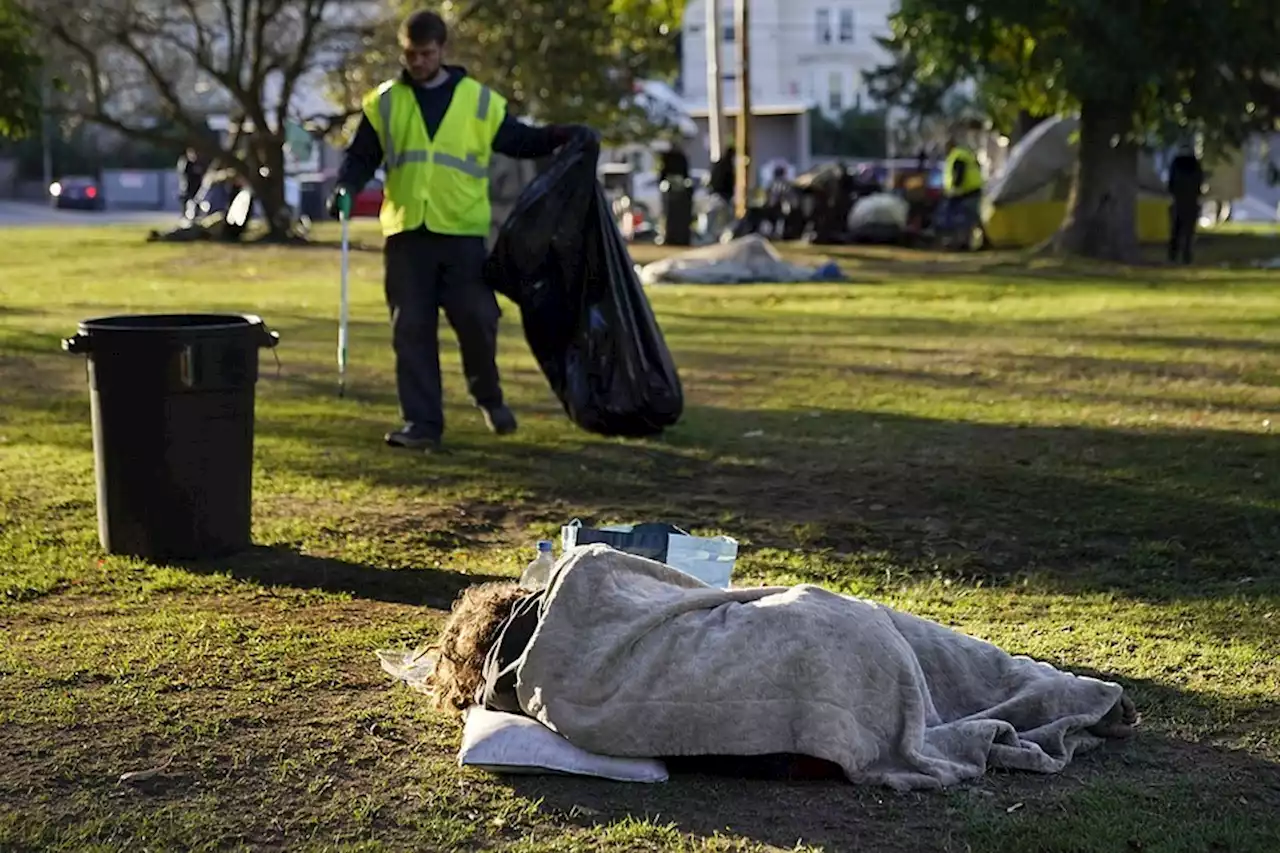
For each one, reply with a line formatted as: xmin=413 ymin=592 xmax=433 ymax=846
xmin=981 ymin=116 xmax=1172 ymax=248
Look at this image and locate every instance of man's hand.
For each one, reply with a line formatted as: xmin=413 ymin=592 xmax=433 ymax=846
xmin=327 ymin=186 xmax=353 ymax=220
xmin=549 ymin=125 xmax=573 ymax=148
xmin=549 ymin=124 xmax=593 ymax=148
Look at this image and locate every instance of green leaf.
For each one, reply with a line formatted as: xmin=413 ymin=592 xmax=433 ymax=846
xmin=350 ymin=0 xmax=686 ymax=142
xmin=873 ymin=0 xmax=1280 ymax=147
xmin=0 ymin=0 xmax=44 ymax=140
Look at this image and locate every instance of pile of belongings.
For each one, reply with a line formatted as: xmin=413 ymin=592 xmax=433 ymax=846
xmin=638 ymin=235 xmax=843 ymax=285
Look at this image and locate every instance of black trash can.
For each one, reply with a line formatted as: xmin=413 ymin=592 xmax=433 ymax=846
xmin=62 ymin=314 xmax=280 ymax=560
xmin=660 ymin=177 xmax=694 ymax=246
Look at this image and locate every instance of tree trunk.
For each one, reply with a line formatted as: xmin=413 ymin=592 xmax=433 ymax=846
xmin=1052 ymin=98 xmax=1139 ymax=262
xmin=247 ymin=133 xmax=293 ymax=241
xmin=262 ymin=137 xmax=292 ymax=240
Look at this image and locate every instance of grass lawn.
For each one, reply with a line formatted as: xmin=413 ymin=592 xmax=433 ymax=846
xmin=1 ymin=223 xmax=1279 ymax=852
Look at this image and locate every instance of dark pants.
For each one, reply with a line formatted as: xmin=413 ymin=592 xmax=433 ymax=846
xmin=384 ymin=229 xmax=503 ymax=438
xmin=1169 ymin=203 xmax=1197 ymax=264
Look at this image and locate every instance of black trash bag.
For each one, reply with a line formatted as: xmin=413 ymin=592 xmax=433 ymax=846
xmin=485 ymin=127 xmax=683 ymax=437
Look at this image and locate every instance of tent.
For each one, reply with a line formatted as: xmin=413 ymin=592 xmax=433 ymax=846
xmin=629 ymin=80 xmax=700 ymax=139
xmin=982 ymin=116 xmax=1171 ymax=248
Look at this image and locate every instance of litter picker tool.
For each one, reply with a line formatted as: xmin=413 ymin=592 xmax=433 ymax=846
xmin=336 ymin=188 xmax=352 ymax=397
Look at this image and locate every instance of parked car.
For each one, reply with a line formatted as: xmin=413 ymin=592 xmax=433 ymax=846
xmin=353 ymin=172 xmax=384 ymax=218
xmin=49 ymin=176 xmax=104 ymax=211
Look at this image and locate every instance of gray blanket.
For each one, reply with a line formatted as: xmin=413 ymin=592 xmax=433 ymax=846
xmin=514 ymin=545 xmax=1127 ymax=791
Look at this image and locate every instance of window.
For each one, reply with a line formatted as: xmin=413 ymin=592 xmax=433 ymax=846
xmin=838 ymin=8 xmax=854 ymax=43
xmin=816 ymin=8 xmax=832 ymax=44
xmin=722 ymin=1 xmax=734 ymax=41
xmin=723 ymin=20 xmax=735 ymax=41
xmin=828 ymin=70 xmax=843 ymax=113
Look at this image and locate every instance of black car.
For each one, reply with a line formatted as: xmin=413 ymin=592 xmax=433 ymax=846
xmin=50 ymin=176 xmax=104 ymax=211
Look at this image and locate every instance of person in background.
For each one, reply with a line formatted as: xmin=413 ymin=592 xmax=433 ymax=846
xmin=940 ymin=135 xmax=984 ymax=249
xmin=763 ymin=164 xmax=792 ymax=237
xmin=329 ymin=9 xmax=575 ymax=452
xmin=656 ymin=140 xmax=694 ymax=246
xmin=177 ymin=147 xmax=205 ymax=213
xmin=709 ymin=146 xmax=735 ymax=205
xmin=1166 ymin=143 xmax=1204 ymax=265
xmin=702 ymin=145 xmax=736 ymax=239
xmin=657 ymin=140 xmax=690 ymax=183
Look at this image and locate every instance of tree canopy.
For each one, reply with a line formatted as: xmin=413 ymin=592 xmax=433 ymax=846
xmin=0 ymin=0 xmax=42 ymax=139
xmin=32 ymin=0 xmax=381 ymax=238
xmin=872 ymin=0 xmax=1280 ymax=259
xmin=334 ymin=0 xmax=686 ymax=143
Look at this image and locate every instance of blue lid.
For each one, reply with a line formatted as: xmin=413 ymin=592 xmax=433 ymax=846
xmin=537 ymin=540 xmax=553 ymax=552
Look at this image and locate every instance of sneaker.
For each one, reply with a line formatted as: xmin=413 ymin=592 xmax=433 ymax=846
xmin=384 ymin=426 xmax=442 ymax=452
xmin=481 ymin=405 xmax=518 ymax=436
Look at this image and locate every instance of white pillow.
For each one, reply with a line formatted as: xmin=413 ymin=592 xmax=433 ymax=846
xmin=458 ymin=706 xmax=669 ymax=783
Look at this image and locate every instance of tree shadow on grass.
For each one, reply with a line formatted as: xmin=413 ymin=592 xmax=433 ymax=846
xmin=169 ymin=545 xmax=508 ymax=609
xmin=6 ymin=355 xmax=1277 ymax=604
xmin=248 ymin=401 xmax=1280 ymax=599
xmin=5 ymin=331 xmax=1276 ymax=602
xmin=498 ymin=671 xmax=1280 ymax=853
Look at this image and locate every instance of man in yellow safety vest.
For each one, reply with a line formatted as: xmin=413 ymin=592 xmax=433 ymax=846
xmin=330 ymin=9 xmax=573 ymax=452
xmin=940 ymin=135 xmax=985 ymax=249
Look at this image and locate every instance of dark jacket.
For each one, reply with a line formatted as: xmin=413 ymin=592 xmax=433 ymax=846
xmin=178 ymin=154 xmax=205 ymax=198
xmin=709 ymin=149 xmax=735 ymax=201
xmin=658 ymin=148 xmax=690 ymax=182
xmin=1167 ymin=152 xmax=1204 ymax=209
xmin=336 ymin=65 xmax=563 ymax=196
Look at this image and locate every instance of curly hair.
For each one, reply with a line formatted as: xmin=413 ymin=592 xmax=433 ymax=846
xmin=428 ymin=581 xmax=527 ymax=714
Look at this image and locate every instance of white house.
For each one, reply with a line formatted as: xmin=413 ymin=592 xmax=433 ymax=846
xmin=679 ymin=0 xmax=895 ymax=175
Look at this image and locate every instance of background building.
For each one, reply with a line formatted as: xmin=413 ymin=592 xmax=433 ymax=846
xmin=678 ymin=0 xmax=896 ymax=173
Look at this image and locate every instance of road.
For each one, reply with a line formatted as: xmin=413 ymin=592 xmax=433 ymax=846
xmin=0 ymin=200 xmax=175 ymax=228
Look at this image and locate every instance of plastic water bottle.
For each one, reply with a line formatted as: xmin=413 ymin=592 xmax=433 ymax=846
xmin=519 ymin=540 xmax=556 ymax=590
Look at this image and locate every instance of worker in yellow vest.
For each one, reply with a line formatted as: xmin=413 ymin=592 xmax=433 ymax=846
xmin=330 ymin=9 xmax=573 ymax=452
xmin=940 ymin=136 xmax=985 ymax=250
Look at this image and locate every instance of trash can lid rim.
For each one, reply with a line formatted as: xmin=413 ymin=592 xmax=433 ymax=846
xmin=77 ymin=313 xmax=266 ymax=332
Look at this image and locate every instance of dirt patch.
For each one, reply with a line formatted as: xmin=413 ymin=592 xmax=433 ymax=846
xmin=260 ymin=495 xmax=548 ymax=552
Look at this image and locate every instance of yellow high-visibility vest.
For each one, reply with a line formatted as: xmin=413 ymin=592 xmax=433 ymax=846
xmin=943 ymin=146 xmax=984 ymax=197
xmin=362 ymin=77 xmax=506 ymax=237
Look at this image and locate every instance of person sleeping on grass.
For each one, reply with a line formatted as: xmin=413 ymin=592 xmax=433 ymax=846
xmin=423 ymin=545 xmax=1139 ymax=789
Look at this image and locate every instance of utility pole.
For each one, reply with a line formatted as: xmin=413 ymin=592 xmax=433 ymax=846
xmin=41 ymin=72 xmax=54 ymax=192
xmin=884 ymin=106 xmax=895 ymax=188
xmin=733 ymin=0 xmax=751 ymax=220
xmin=705 ymin=0 xmax=725 ymax=163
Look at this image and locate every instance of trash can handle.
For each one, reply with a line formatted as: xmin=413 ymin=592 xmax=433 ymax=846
xmin=248 ymin=317 xmax=280 ymax=349
xmin=61 ymin=334 xmax=89 ymax=355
